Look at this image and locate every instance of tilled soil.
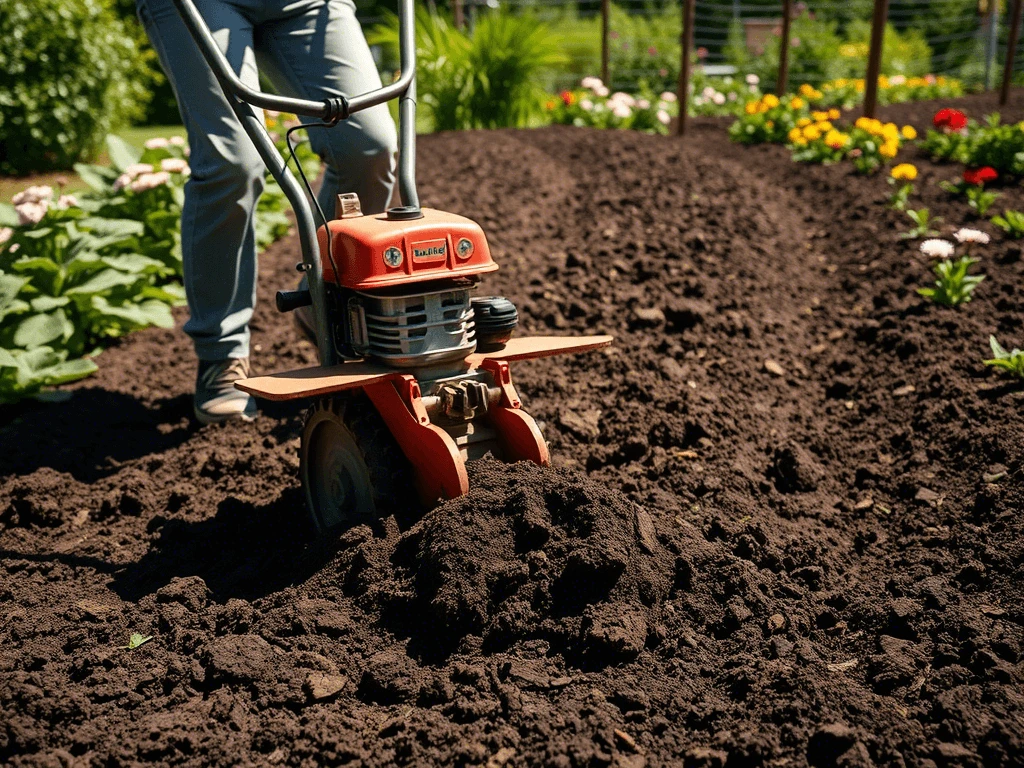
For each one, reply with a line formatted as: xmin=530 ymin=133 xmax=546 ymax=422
xmin=2 ymin=93 xmax=1024 ymax=767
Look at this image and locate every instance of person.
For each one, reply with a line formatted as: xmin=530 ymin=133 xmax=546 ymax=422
xmin=137 ymin=0 xmax=397 ymax=424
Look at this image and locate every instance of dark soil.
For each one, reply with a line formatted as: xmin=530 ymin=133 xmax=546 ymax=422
xmin=3 ymin=92 xmax=1024 ymax=767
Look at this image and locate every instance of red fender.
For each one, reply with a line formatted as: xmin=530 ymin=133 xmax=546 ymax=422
xmin=478 ymin=359 xmax=550 ymax=466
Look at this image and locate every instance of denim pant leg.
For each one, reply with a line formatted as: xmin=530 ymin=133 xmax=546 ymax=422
xmin=255 ymin=0 xmax=398 ymax=216
xmin=137 ymin=0 xmax=265 ymax=361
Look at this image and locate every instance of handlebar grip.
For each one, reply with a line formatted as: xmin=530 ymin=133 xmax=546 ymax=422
xmin=276 ymin=289 xmax=313 ymax=313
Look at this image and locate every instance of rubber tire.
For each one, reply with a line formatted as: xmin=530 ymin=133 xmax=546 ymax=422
xmin=299 ymin=394 xmax=413 ymax=535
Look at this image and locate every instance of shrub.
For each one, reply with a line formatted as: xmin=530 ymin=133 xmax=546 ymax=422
xmin=729 ymin=93 xmax=811 ymax=145
xmin=0 ymin=0 xmax=150 ymax=175
xmin=369 ymin=10 xmax=565 ymax=132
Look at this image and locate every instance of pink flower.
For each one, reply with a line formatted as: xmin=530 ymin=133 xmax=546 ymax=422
xmin=130 ymin=171 xmax=171 ymax=193
xmin=611 ymin=103 xmax=633 ymax=119
xmin=660 ymin=91 xmax=677 ymax=103
xmin=169 ymin=135 xmax=187 ymax=147
xmin=656 ymin=110 xmax=671 ymax=125
xmin=0 ymin=227 xmax=13 ymax=244
xmin=12 ymin=185 xmax=53 ymax=205
xmin=647 ymin=46 xmax=658 ymax=56
xmin=113 ymin=174 xmax=132 ymax=192
xmin=160 ymin=158 xmax=190 ymax=174
xmin=57 ymin=194 xmax=78 ymax=208
xmin=15 ymin=201 xmax=48 ymax=225
xmin=144 ymin=137 xmax=170 ymax=150
xmin=124 ymin=163 xmax=154 ymax=178
xmin=637 ymin=98 xmax=650 ymax=109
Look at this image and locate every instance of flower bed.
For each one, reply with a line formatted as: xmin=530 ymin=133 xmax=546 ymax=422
xmin=0 ymin=114 xmax=317 ymax=403
xmin=547 ymin=78 xmax=679 ymax=134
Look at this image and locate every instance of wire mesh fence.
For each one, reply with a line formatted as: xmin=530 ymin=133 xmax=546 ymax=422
xmin=355 ymin=0 xmax=1024 ymax=95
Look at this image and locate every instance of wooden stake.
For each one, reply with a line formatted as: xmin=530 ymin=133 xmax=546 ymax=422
xmin=1001 ymin=0 xmax=1024 ymax=106
xmin=454 ymin=0 xmax=465 ymax=31
xmin=862 ymin=0 xmax=890 ymax=119
xmin=776 ymin=0 xmax=793 ymax=97
xmin=676 ymin=0 xmax=695 ymax=137
xmin=601 ymin=0 xmax=610 ymax=86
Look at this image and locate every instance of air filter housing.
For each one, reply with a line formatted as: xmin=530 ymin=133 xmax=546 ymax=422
xmin=471 ymin=296 xmax=518 ymax=351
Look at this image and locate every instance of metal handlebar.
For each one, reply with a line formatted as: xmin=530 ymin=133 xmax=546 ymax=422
xmin=169 ymin=0 xmax=421 ymax=366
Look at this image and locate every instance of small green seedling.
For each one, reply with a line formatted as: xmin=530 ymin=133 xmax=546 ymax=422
xmin=918 ymin=256 xmax=986 ymax=306
xmin=901 ymin=208 xmax=941 ymax=239
xmin=124 ymin=633 xmax=154 ymax=650
xmin=966 ymin=186 xmax=1000 ymax=216
xmin=991 ymin=210 xmax=1024 ymax=238
xmin=888 ymin=180 xmax=914 ymax=211
xmin=984 ymin=335 xmax=1024 ymax=378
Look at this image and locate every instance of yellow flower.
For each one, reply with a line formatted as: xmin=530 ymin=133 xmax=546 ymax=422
xmin=879 ymin=141 xmax=899 ymax=159
xmin=745 ymin=101 xmax=758 ymax=115
xmin=765 ymin=120 xmax=775 ymax=130
xmin=812 ymin=110 xmax=830 ymax=122
xmin=881 ymin=123 xmax=901 ymax=142
xmin=824 ymin=130 xmax=849 ymax=150
xmin=891 ymin=163 xmax=918 ymax=181
xmin=790 ymin=97 xmax=806 ymax=110
xmin=797 ymin=117 xmax=812 ymax=127
xmin=788 ymin=127 xmax=803 ymax=143
xmin=816 ymin=121 xmax=833 ymax=132
xmin=762 ymin=94 xmax=780 ymax=109
xmin=803 ymin=124 xmax=823 ymax=141
xmin=854 ymin=116 xmax=873 ymax=131
xmin=792 ymin=137 xmax=808 ymax=147
xmin=799 ymin=84 xmax=816 ymax=98
xmin=828 ymin=108 xmax=841 ymax=120
xmin=901 ymin=125 xmax=918 ymax=140
xmin=878 ymin=75 xmax=890 ymax=89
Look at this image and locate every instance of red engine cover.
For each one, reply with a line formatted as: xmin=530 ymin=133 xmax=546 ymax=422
xmin=316 ymin=207 xmax=498 ymax=290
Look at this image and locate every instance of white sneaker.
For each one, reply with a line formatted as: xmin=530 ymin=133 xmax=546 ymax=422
xmin=194 ymin=357 xmax=258 ymax=425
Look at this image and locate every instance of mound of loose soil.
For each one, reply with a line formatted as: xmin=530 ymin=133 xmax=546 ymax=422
xmin=2 ymin=93 xmax=1024 ymax=767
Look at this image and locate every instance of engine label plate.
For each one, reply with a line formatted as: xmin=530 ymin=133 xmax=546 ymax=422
xmin=411 ymin=238 xmax=448 ymax=262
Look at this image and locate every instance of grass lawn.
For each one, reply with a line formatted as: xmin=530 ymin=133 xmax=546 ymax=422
xmin=0 ymin=125 xmax=186 ymax=204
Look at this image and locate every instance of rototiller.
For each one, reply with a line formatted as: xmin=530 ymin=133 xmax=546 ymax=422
xmin=172 ymin=0 xmax=611 ymax=532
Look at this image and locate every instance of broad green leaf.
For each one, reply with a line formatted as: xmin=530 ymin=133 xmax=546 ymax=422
xmin=13 ymin=309 xmax=73 ymax=349
xmin=106 ymin=134 xmax=142 ymax=172
xmin=0 ymin=203 xmax=18 ymax=227
xmin=78 ymin=217 xmax=145 ymax=238
xmin=30 ymin=295 xmax=70 ymax=312
xmin=73 ymin=163 xmax=119 ymax=192
xmin=37 ymin=356 xmax=98 ymax=385
xmin=65 ymin=269 xmax=140 ymax=295
xmin=0 ymin=272 xmax=30 ymax=309
xmin=100 ymin=253 xmax=166 ymax=275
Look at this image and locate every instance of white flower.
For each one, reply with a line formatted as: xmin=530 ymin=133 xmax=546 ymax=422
xmin=57 ymin=194 xmax=78 ymax=208
xmin=593 ymin=84 xmax=610 ymax=97
xmin=169 ymin=135 xmax=186 ymax=146
xmin=161 ymin=158 xmax=190 ymax=175
xmin=12 ymin=185 xmax=53 ymax=205
xmin=919 ymin=238 xmax=955 ymax=259
xmin=124 ymin=163 xmax=154 ymax=178
xmin=637 ymin=98 xmax=650 ymax=109
xmin=130 ymin=171 xmax=171 ymax=193
xmin=749 ymin=85 xmax=758 ymax=93
xmin=746 ymin=73 xmax=760 ymax=85
xmin=890 ymin=74 xmax=907 ymax=86
xmin=611 ymin=103 xmax=633 ymax=119
xmin=656 ymin=109 xmax=671 ymax=125
xmin=693 ymin=96 xmax=706 ymax=106
xmin=144 ymin=137 xmax=170 ymax=150
xmin=728 ymin=91 xmax=738 ymax=101
xmin=113 ymin=173 xmax=132 ymax=192
xmin=15 ymin=200 xmax=48 ymax=225
xmin=702 ymin=86 xmax=716 ymax=98
xmin=713 ymin=92 xmax=726 ymax=105
xmin=581 ymin=76 xmax=604 ymax=90
xmin=953 ymin=228 xmax=990 ymax=245
xmin=580 ymin=98 xmax=594 ymax=111
xmin=724 ymin=76 xmax=734 ymax=85
xmin=0 ymin=227 xmax=12 ymax=244
xmin=610 ymin=92 xmax=636 ymax=107
xmin=9 ymin=243 xmax=19 ymax=253
xmin=660 ymin=91 xmax=677 ymax=103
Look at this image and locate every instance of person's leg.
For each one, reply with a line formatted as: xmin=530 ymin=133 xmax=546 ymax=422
xmin=137 ymin=0 xmax=265 ymax=362
xmin=255 ymin=0 xmax=398 ymax=216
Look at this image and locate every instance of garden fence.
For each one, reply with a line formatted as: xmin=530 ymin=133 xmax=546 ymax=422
xmin=356 ymin=0 xmax=1024 ymax=95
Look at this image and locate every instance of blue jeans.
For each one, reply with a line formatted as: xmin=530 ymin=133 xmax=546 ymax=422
xmin=137 ymin=0 xmax=397 ymax=360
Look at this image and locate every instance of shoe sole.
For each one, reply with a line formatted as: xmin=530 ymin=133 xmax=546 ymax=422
xmin=193 ymin=403 xmax=259 ymax=426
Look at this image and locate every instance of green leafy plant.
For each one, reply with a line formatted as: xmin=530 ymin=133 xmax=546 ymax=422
xmin=984 ymin=335 xmax=1024 ymax=378
xmin=888 ymin=181 xmax=914 ymax=211
xmin=0 ymin=0 xmax=150 ymax=174
xmin=917 ymin=256 xmax=985 ymax=306
xmin=966 ymin=185 xmax=1000 ymax=216
xmin=370 ymin=10 xmax=565 ymax=132
xmin=123 ymin=632 xmax=154 ymax=650
xmin=547 ymin=80 xmax=678 ymax=135
xmin=901 ymin=208 xmax=941 ymax=239
xmin=991 ymin=209 xmax=1024 ymax=238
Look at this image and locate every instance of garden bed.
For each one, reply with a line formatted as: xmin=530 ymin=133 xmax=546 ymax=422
xmin=1 ymin=92 xmax=1023 ymax=767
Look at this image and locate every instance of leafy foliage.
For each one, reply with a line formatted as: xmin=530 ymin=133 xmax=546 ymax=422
xmin=547 ymin=81 xmax=677 ymax=135
xmin=984 ymin=336 xmax=1024 ymax=379
xmin=991 ymin=210 xmax=1024 ymax=238
xmin=0 ymin=0 xmax=150 ymax=174
xmin=370 ymin=10 xmax=565 ymax=132
xmin=901 ymin=209 xmax=941 ymax=240
xmin=917 ymin=256 xmax=985 ymax=306
xmin=923 ymin=113 xmax=1024 ymax=176
xmin=124 ymin=632 xmax=154 ymax=650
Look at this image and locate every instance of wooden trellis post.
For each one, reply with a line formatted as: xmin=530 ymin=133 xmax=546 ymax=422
xmin=676 ymin=0 xmax=695 ymax=136
xmin=862 ymin=0 xmax=890 ymax=119
xmin=601 ymin=0 xmax=610 ymax=85
xmin=454 ymin=0 xmax=465 ymax=30
xmin=1001 ymin=0 xmax=1024 ymax=106
xmin=776 ymin=0 xmax=793 ymax=96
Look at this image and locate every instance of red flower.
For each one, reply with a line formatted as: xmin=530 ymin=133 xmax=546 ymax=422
xmin=560 ymin=90 xmax=575 ymax=107
xmin=963 ymin=166 xmax=998 ymax=185
xmin=933 ymin=107 xmax=967 ymax=132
